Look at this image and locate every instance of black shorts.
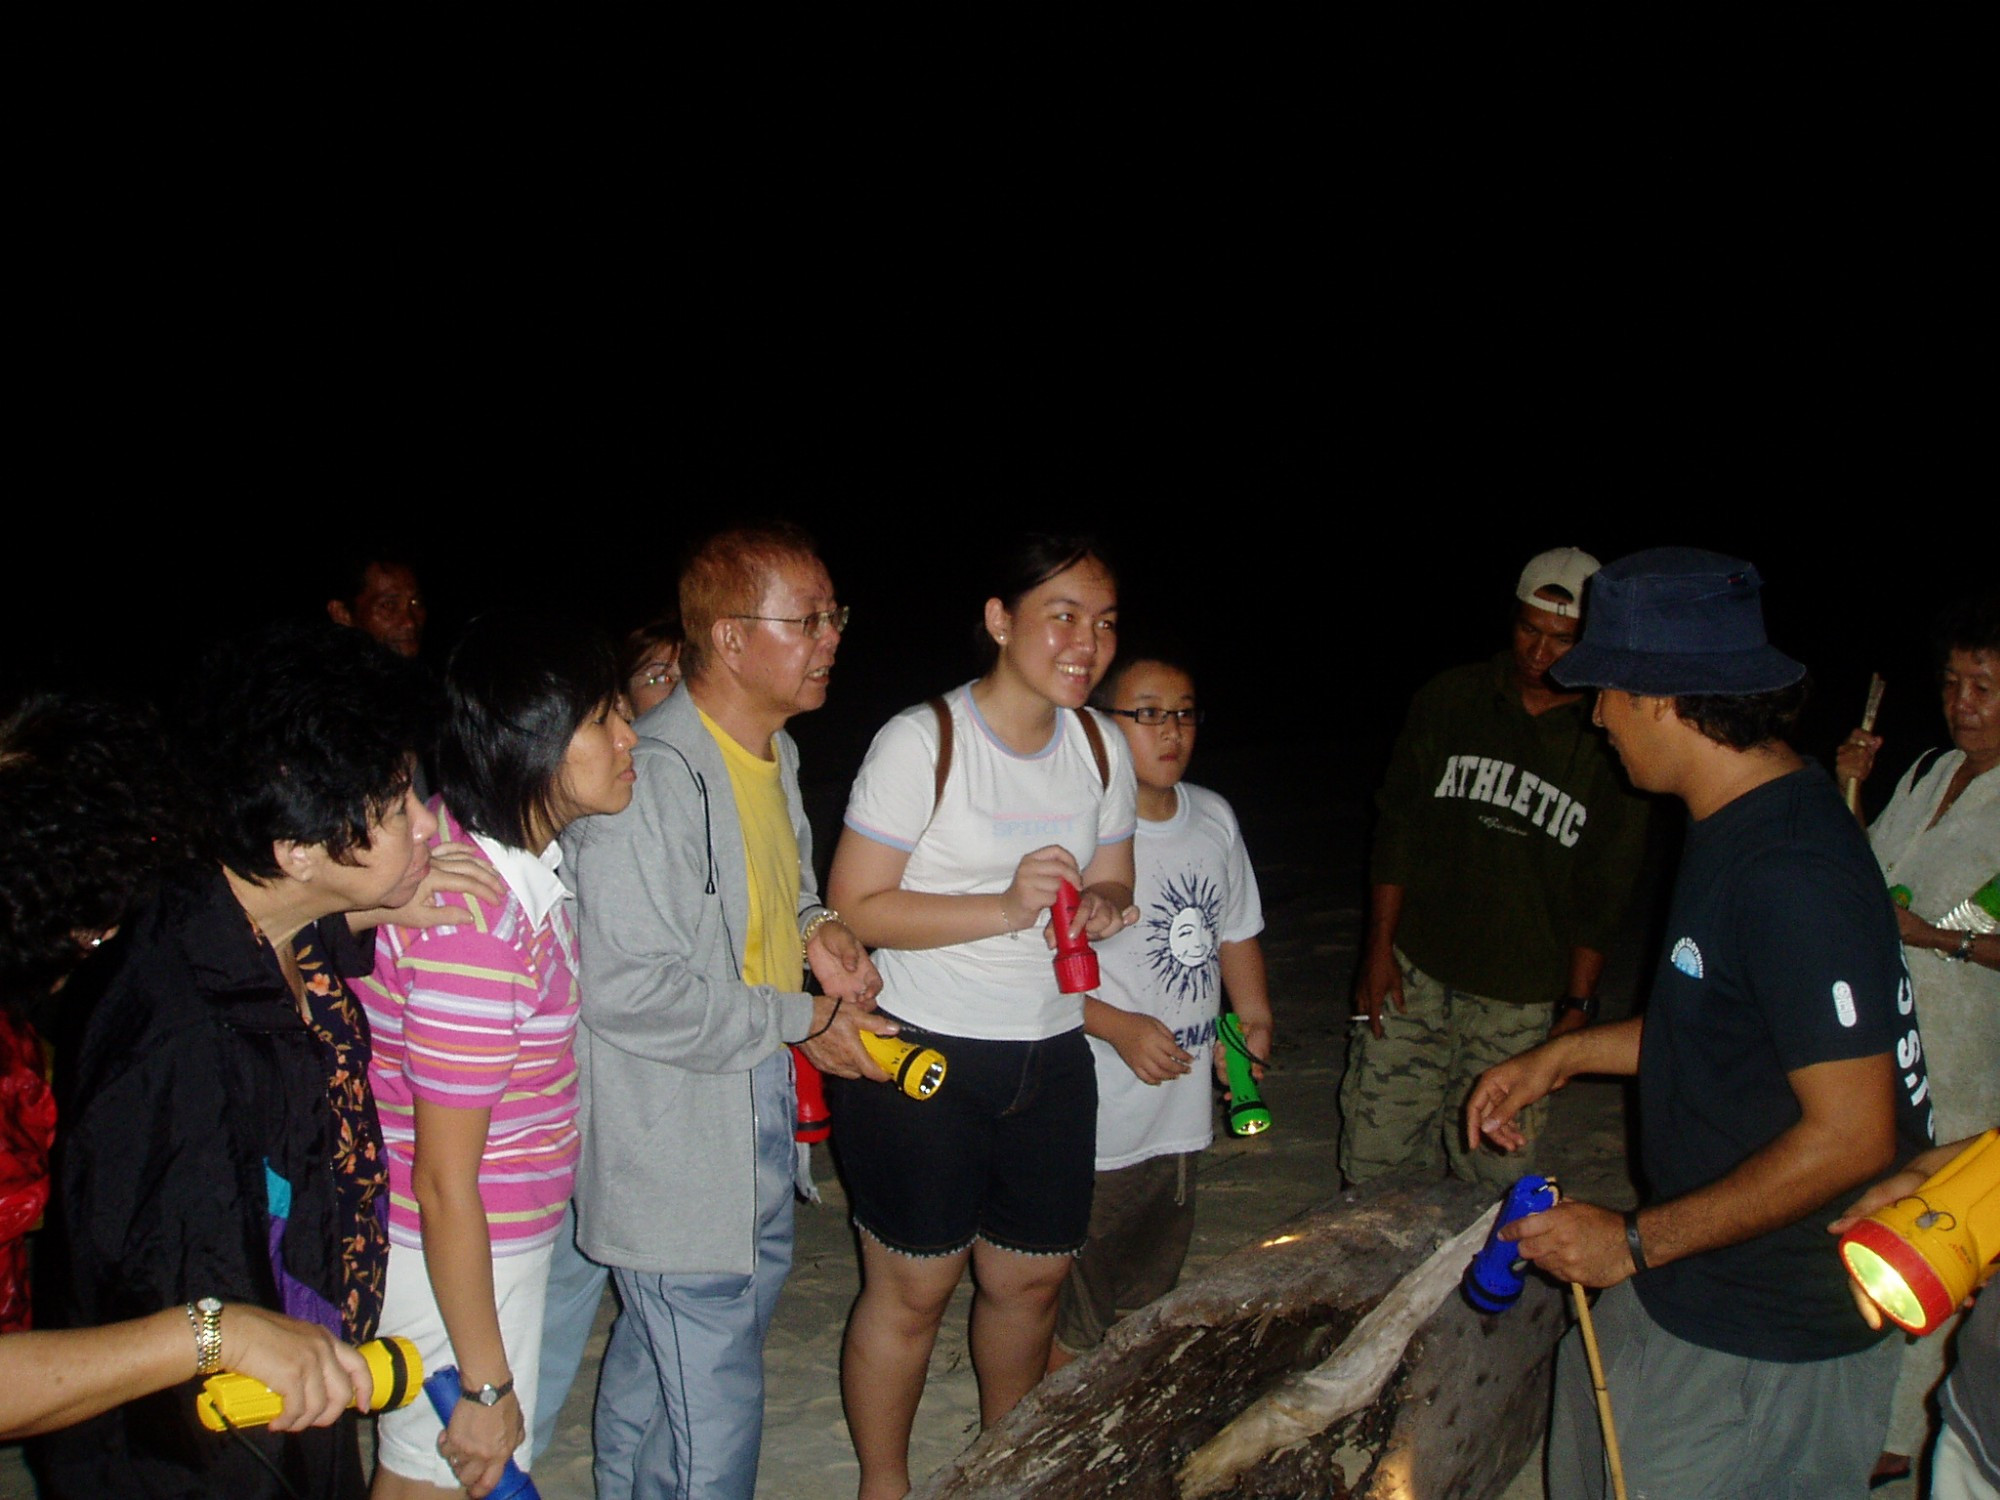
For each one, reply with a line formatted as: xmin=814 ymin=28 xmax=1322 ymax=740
xmin=828 ymin=1021 xmax=1097 ymax=1258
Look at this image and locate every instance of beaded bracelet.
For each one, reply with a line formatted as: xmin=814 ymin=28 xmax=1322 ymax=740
xmin=800 ymin=909 xmax=842 ymax=953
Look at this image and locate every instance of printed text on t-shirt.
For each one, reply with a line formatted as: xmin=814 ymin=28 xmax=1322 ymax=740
xmin=1433 ymin=755 xmax=1589 ymax=846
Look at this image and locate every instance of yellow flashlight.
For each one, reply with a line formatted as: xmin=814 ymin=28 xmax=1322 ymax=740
xmin=859 ymin=1030 xmax=947 ymax=1100
xmin=197 ymin=1335 xmax=422 ymax=1432
xmin=1839 ymin=1129 xmax=2000 ymax=1335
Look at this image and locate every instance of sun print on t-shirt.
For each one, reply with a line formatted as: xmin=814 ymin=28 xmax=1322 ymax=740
xmin=1142 ymin=869 xmax=1224 ymax=1003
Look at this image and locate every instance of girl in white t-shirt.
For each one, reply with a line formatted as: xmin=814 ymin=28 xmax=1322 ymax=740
xmin=827 ymin=536 xmax=1140 ymax=1499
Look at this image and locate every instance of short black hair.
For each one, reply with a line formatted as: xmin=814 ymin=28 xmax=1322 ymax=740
xmin=0 ymin=694 xmax=192 ymax=1000
xmin=1672 ymin=677 xmax=1813 ymax=751
xmin=440 ymin=612 xmax=621 ymax=849
xmin=1091 ymin=642 xmax=1197 ymax=710
xmin=1934 ymin=591 xmax=2000 ymax=667
xmin=186 ymin=622 xmax=435 ymax=880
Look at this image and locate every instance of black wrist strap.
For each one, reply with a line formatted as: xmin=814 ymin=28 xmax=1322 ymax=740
xmin=1557 ymin=994 xmax=1599 ymax=1022
xmin=1624 ymin=1209 xmax=1648 ymax=1274
xmin=803 ymin=995 xmax=842 ymax=1043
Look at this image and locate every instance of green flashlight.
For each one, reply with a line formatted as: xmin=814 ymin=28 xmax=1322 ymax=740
xmin=1219 ymin=1013 xmax=1271 ymax=1137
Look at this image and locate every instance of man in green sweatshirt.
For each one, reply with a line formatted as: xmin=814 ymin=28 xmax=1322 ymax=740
xmin=1337 ymin=547 xmax=1649 ymax=1190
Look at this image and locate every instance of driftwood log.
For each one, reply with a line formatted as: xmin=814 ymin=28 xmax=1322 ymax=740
xmin=912 ymin=1179 xmax=1566 ymax=1500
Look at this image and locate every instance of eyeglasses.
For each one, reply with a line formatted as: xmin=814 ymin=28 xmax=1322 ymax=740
xmin=728 ymin=606 xmax=851 ymax=640
xmin=1102 ymin=707 xmax=1204 ymax=728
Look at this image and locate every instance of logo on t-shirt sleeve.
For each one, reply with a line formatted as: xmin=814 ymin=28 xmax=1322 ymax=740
xmin=1831 ymin=980 xmax=1857 ymax=1028
xmin=1669 ymin=937 xmax=1703 ymax=978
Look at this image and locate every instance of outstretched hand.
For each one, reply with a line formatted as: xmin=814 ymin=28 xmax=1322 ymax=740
xmin=1465 ymin=1043 xmax=1567 ymax=1154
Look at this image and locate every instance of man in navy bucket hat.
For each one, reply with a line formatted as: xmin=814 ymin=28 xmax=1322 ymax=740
xmin=1465 ymin=547 xmax=1936 ymax=1498
xmin=1548 ymin=547 xmax=1808 ymax=697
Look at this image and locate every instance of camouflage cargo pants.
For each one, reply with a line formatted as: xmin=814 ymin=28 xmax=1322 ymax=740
xmin=1336 ymin=947 xmax=1553 ymax=1191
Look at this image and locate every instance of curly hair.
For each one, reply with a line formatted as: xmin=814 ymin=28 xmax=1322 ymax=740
xmin=0 ymin=694 xmax=192 ymax=1000
xmin=183 ymin=622 xmax=436 ymax=881
xmin=1671 ymin=677 xmax=1813 ymax=751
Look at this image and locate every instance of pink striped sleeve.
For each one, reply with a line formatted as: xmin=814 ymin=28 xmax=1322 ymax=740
xmin=393 ymin=926 xmax=534 ymax=1111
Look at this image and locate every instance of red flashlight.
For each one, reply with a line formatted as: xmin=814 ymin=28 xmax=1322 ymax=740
xmin=792 ymin=1047 xmax=831 ymax=1143
xmin=1051 ymin=881 xmax=1099 ymax=994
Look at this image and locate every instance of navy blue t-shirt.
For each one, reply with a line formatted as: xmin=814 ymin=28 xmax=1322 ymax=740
xmin=1634 ymin=766 xmax=1934 ymax=1362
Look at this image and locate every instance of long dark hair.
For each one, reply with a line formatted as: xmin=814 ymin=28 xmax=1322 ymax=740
xmin=440 ymin=612 xmax=621 ymax=849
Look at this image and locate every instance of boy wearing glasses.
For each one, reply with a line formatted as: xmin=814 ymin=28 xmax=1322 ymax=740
xmin=1050 ymin=653 xmax=1275 ymax=1365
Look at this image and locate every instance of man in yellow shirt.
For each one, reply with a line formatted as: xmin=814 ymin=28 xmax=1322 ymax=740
xmin=564 ymin=523 xmax=891 ymax=1500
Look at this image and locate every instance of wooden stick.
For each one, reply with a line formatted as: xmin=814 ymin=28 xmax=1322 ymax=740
xmin=1570 ymin=1282 xmax=1629 ymax=1500
xmin=1845 ymin=673 xmax=1887 ymax=814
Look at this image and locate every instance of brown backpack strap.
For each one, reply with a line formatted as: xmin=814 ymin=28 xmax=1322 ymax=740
xmin=1076 ymin=707 xmax=1109 ymax=789
xmin=926 ymin=695 xmax=955 ymax=813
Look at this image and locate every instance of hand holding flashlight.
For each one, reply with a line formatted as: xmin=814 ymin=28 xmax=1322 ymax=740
xmin=198 ymin=1334 xmax=418 ymax=1433
xmin=1836 ymin=1128 xmax=2000 ymax=1335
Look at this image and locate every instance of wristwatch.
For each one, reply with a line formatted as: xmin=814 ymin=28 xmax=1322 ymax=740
xmin=1555 ymin=994 xmax=1599 ymax=1024
xmin=187 ymin=1296 xmax=224 ymax=1376
xmin=466 ymin=1377 xmax=516 ymax=1407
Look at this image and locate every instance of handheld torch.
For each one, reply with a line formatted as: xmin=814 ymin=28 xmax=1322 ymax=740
xmin=792 ymin=1047 xmax=832 ymax=1142
xmin=1463 ymin=1174 xmax=1560 ymax=1314
xmin=1051 ymin=881 xmax=1099 ymax=995
xmin=1218 ymin=1013 xmax=1272 ymax=1137
xmin=1840 ymin=1128 xmax=2000 ymax=1335
xmin=425 ymin=1366 xmax=541 ymax=1499
xmin=1463 ymin=1176 xmax=1632 ymax=1500
xmin=858 ymin=1030 xmax=948 ymax=1099
xmin=197 ymin=1335 xmax=422 ymax=1432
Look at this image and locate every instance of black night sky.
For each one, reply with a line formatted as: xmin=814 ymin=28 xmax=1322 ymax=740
xmin=7 ymin=32 xmax=1983 ymax=823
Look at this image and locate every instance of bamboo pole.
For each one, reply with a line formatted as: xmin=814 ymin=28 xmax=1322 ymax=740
xmin=1570 ymin=1282 xmax=1628 ymax=1500
xmin=1845 ymin=673 xmax=1886 ymax=814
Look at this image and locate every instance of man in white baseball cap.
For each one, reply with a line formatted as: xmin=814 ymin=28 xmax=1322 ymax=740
xmin=1339 ymin=547 xmax=1650 ymax=1189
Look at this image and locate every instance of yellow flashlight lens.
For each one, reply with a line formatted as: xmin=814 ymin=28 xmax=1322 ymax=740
xmin=1843 ymin=1243 xmax=1927 ymax=1330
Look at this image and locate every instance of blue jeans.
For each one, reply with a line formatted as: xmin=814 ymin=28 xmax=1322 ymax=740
xmin=531 ymin=1199 xmax=610 ymax=1460
xmin=592 ymin=1049 xmax=796 ymax=1500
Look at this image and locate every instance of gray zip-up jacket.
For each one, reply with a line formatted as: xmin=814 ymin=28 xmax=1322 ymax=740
xmin=561 ymin=686 xmax=824 ymax=1274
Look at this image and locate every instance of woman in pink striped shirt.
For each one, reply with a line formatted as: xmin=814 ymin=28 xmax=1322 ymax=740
xmin=360 ymin=614 xmax=637 ymax=1499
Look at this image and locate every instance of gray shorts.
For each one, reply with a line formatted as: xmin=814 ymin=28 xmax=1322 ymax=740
xmin=1548 ymin=1279 xmax=1900 ymax=1499
xmin=1053 ymin=1150 xmax=1198 ymax=1354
